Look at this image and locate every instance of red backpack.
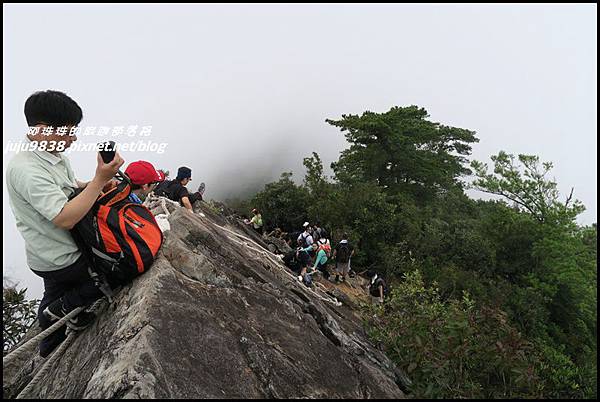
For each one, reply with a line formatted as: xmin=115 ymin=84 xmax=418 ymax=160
xmin=317 ymin=239 xmax=331 ymax=258
xmin=70 ymin=174 xmax=163 ymax=287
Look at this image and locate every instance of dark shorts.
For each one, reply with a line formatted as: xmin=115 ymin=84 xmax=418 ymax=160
xmin=187 ymin=192 xmax=203 ymax=205
xmin=298 ymin=252 xmax=311 ymax=268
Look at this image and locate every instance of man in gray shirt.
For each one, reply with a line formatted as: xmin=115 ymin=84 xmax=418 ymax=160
xmin=6 ymin=90 xmax=124 ymax=357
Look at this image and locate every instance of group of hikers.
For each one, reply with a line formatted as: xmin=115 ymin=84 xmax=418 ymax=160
xmin=6 ymin=90 xmax=387 ymax=361
xmin=276 ymin=222 xmax=388 ymax=303
xmin=281 ymin=222 xmax=355 ymax=286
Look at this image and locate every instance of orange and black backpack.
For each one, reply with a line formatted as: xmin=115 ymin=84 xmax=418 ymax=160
xmin=70 ymin=173 xmax=163 ymax=287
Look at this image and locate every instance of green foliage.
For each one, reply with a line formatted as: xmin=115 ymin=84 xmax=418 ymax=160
xmin=471 ymin=151 xmax=585 ymax=225
xmin=365 ymin=270 xmax=543 ymax=398
xmin=229 ymin=106 xmax=596 ymax=398
xmin=302 ymin=152 xmax=339 ymax=234
xmin=3 ymin=284 xmax=39 ymax=355
xmin=471 ymin=151 xmax=596 ymax=386
xmin=534 ymin=343 xmax=593 ymax=399
xmin=250 ymin=172 xmax=310 ymax=232
xmin=327 ymin=106 xmax=479 ymax=202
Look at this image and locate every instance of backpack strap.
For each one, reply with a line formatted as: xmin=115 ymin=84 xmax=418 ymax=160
xmin=90 ymin=247 xmax=120 ymax=262
xmin=87 ymin=266 xmax=114 ymax=303
xmin=70 ymin=202 xmax=118 ymax=302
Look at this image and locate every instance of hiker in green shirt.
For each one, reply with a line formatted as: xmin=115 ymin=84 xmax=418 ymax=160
xmin=6 ymin=90 xmax=124 ymax=357
xmin=245 ymin=208 xmax=263 ymax=235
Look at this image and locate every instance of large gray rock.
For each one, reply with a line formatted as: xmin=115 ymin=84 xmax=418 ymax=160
xmin=3 ymin=204 xmax=407 ymax=399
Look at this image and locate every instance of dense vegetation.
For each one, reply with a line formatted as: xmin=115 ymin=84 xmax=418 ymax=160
xmin=4 ymin=105 xmax=595 ymax=397
xmin=227 ymin=106 xmax=597 ymax=398
xmin=3 ymin=282 xmax=38 ymax=355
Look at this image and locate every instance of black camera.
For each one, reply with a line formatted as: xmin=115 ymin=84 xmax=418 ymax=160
xmin=98 ymin=141 xmax=116 ymax=163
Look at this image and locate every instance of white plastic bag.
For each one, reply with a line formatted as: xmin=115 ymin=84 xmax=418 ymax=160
xmin=155 ymin=214 xmax=171 ymax=232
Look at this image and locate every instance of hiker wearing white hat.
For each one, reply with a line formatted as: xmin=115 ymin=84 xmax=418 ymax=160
xmin=297 ymin=222 xmax=314 ymax=248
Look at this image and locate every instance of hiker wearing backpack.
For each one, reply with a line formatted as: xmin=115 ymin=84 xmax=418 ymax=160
xmin=297 ymin=222 xmax=314 ymax=248
xmin=6 ymin=90 xmax=124 ymax=357
xmin=124 ymin=161 xmax=166 ymax=204
xmin=367 ymin=271 xmax=388 ymax=304
xmin=333 ymin=234 xmax=355 ymax=283
xmin=153 ymin=166 xmax=203 ymax=211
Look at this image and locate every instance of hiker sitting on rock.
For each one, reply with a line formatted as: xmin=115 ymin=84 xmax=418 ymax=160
xmin=153 ymin=166 xmax=203 ymax=211
xmin=6 ymin=90 xmax=124 ymax=357
xmin=124 ymin=161 xmax=166 ymax=204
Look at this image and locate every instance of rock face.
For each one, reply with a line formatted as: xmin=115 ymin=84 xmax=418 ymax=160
xmin=3 ymin=200 xmax=407 ymax=399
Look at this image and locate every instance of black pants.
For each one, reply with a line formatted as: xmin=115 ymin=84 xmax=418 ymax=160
xmin=32 ymin=255 xmax=103 ymax=330
xmin=187 ymin=192 xmax=203 ymax=205
xmin=316 ymin=262 xmax=330 ymax=279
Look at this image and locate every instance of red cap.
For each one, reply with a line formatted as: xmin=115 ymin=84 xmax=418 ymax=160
xmin=125 ymin=161 xmax=163 ymax=185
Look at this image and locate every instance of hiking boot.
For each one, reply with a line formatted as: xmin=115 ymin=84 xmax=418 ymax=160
xmin=66 ymin=310 xmax=97 ymax=331
xmin=43 ymin=297 xmax=97 ymax=331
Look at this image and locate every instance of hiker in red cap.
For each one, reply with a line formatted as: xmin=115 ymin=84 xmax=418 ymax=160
xmin=124 ymin=161 xmax=165 ymax=204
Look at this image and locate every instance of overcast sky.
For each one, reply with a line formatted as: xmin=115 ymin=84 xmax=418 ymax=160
xmin=3 ymin=4 xmax=597 ymax=299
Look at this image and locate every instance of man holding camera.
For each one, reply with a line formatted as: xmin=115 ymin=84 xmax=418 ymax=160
xmin=6 ymin=90 xmax=124 ymax=357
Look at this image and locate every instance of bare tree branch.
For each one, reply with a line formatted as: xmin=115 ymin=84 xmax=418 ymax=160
xmin=565 ymin=187 xmax=574 ymax=208
xmin=472 ymin=186 xmax=544 ymax=222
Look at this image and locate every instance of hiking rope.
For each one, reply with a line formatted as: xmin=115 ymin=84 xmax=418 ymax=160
xmin=160 ymin=197 xmax=171 ymax=217
xmin=15 ymin=330 xmax=77 ymax=399
xmin=143 ymin=193 xmax=178 ymax=217
xmin=145 ymin=195 xmax=342 ymax=306
xmin=223 ymin=232 xmax=342 ymax=307
xmin=7 ymin=297 xmax=106 ymax=399
xmin=3 ymin=307 xmax=84 ymax=366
